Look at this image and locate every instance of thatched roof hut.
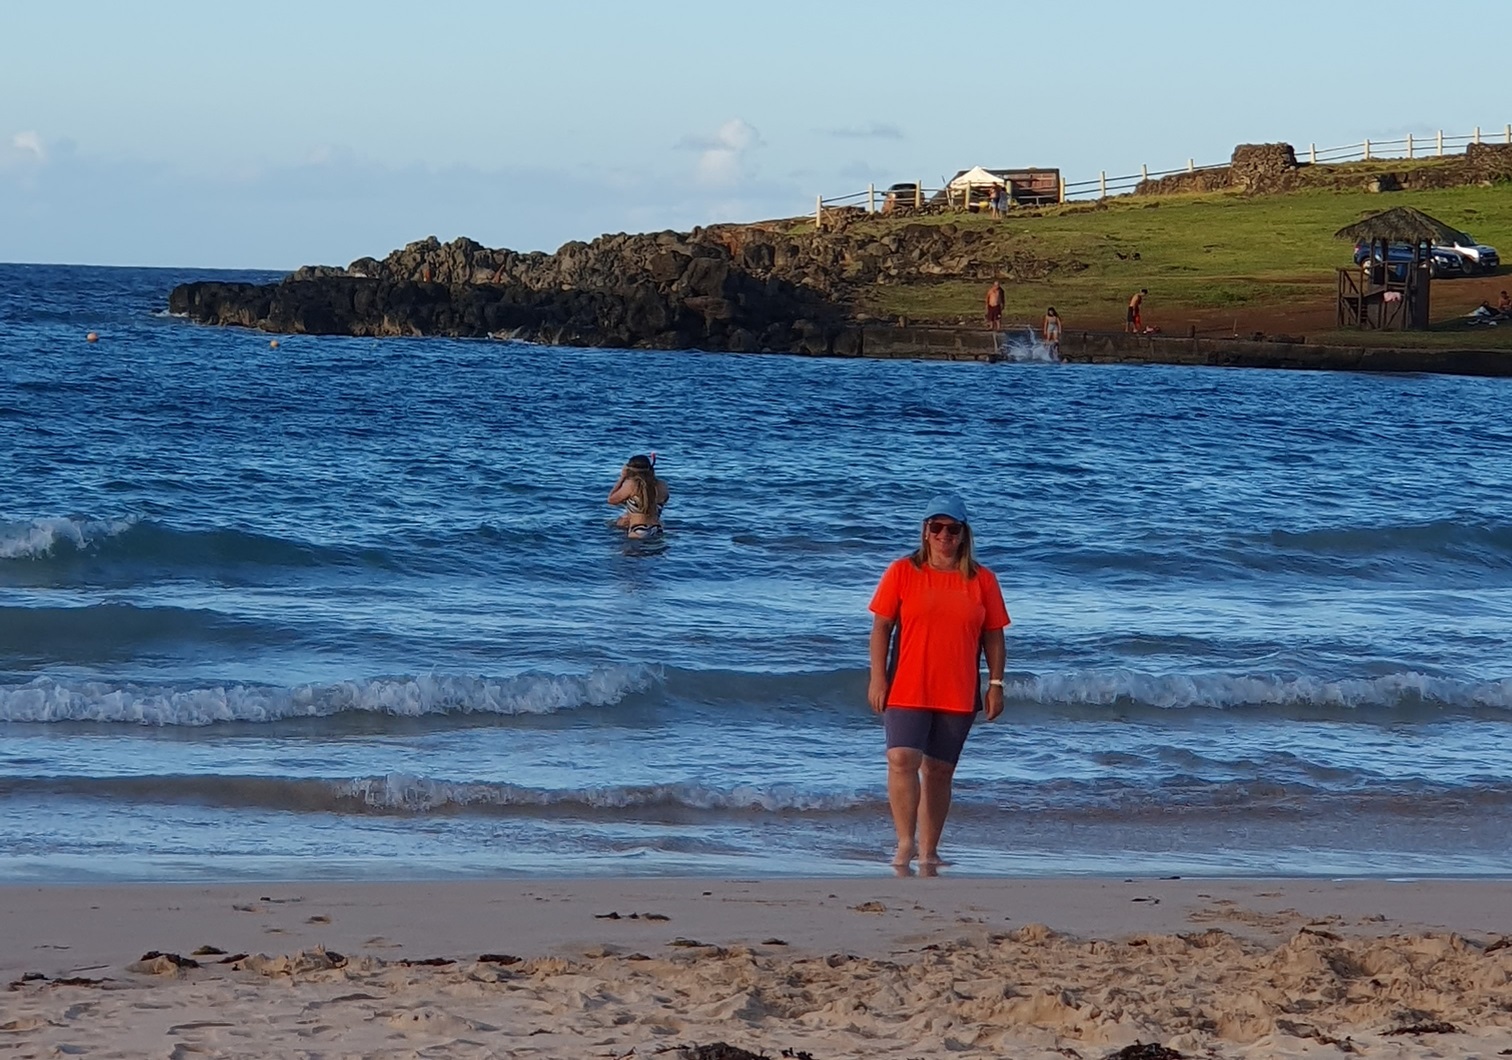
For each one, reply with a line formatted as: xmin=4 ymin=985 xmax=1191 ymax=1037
xmin=1334 ymin=206 xmax=1466 ymax=245
xmin=1334 ymin=206 xmax=1455 ymax=331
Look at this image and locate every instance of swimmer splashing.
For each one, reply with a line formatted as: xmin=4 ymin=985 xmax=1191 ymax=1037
xmin=607 ymin=452 xmax=669 ymax=539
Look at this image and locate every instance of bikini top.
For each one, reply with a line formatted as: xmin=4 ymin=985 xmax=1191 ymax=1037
xmin=625 ymin=488 xmax=664 ymax=515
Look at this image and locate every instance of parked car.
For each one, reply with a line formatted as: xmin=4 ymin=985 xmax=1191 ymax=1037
xmin=882 ymin=182 xmax=921 ymax=213
xmin=1352 ymin=241 xmax=1464 ymax=279
xmin=1434 ymin=233 xmax=1500 ymax=274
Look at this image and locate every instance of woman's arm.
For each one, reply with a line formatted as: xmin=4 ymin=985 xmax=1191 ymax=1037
xmin=981 ymin=628 xmax=1006 ymax=720
xmin=867 ymin=615 xmax=895 ymax=715
xmin=606 ymin=473 xmax=633 ymax=505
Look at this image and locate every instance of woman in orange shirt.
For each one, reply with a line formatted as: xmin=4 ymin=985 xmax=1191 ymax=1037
xmin=867 ymin=494 xmax=1010 ymax=870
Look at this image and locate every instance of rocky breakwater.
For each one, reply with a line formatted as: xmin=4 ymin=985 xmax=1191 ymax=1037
xmin=170 ymin=232 xmax=852 ymax=354
xmin=169 ymin=219 xmax=1067 ymax=354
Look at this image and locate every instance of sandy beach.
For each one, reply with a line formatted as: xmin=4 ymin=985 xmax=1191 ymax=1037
xmin=1 ymin=876 xmax=1508 ymax=1058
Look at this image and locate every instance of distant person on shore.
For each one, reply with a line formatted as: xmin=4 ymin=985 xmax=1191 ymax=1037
xmin=985 ymin=281 xmax=1005 ymax=331
xmin=1469 ymin=301 xmax=1500 ymax=325
xmin=1042 ymin=307 xmax=1062 ymax=354
xmin=607 ymin=453 xmax=668 ymax=539
xmin=1127 ymin=289 xmax=1147 ymax=333
xmin=1499 ymin=290 xmax=1511 ymax=317
xmin=990 ymin=184 xmax=1006 ymax=217
xmin=867 ymin=493 xmax=1010 ymax=872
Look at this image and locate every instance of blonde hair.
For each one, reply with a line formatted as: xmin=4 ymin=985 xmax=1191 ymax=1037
xmin=623 ymin=455 xmax=659 ymax=514
xmin=909 ymin=521 xmax=978 ymax=578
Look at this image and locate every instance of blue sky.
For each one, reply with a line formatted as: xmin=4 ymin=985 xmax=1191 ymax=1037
xmin=2 ymin=0 xmax=1505 ymax=268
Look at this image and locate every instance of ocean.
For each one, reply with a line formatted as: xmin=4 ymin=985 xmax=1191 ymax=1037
xmin=2 ymin=261 xmax=1510 ymax=882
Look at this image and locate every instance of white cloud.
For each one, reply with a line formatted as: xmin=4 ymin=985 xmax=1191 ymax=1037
xmin=0 ymin=131 xmax=49 ymax=188
xmin=0 ymin=130 xmax=811 ymax=268
xmin=680 ymin=118 xmax=762 ymax=188
xmin=824 ymin=123 xmax=904 ymax=141
xmin=12 ymin=131 xmax=46 ymax=161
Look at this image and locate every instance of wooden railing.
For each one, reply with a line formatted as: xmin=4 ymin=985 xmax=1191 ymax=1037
xmin=816 ymin=123 xmax=1512 ymax=224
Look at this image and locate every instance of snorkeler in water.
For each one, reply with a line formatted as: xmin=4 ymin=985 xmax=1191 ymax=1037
xmin=607 ymin=453 xmax=669 ymax=538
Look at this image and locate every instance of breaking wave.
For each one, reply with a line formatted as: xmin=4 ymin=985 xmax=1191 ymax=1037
xmin=4 ymin=664 xmax=1512 ymax=726
xmin=6 ymin=771 xmax=1511 ymax=822
xmin=0 ymin=516 xmax=138 ymax=560
xmin=0 ymin=666 xmax=661 ymax=725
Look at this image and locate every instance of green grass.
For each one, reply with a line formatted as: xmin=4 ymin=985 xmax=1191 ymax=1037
xmin=821 ymin=183 xmax=1511 ymax=331
xmin=1308 ymin=326 xmax=1512 ymax=348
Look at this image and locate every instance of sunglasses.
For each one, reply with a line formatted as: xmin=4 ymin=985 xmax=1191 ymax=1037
xmin=926 ymin=521 xmax=964 ymax=538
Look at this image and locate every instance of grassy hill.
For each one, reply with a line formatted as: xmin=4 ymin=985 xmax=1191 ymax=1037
xmin=784 ymin=183 xmax=1512 ymax=346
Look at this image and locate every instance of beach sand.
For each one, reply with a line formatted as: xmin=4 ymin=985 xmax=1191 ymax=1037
xmin=2 ymin=876 xmax=1509 ymax=1058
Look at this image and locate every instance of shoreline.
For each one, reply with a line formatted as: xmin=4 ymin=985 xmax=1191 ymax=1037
xmin=4 ymin=876 xmax=1509 ymax=1057
xmin=857 ymin=323 xmax=1512 ymax=376
xmin=167 ymin=298 xmax=1512 ymax=377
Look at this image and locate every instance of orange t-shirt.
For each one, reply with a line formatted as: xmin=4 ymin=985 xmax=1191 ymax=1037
xmin=868 ymin=557 xmax=1011 ymax=714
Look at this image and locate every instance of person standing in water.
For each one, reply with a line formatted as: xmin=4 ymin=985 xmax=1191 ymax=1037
xmin=867 ymin=493 xmax=1010 ymax=870
xmin=607 ymin=454 xmax=669 ymax=538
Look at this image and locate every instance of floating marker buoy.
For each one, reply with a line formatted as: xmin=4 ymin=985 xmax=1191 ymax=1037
xmin=85 ymin=332 xmax=99 ymax=343
xmin=269 ymin=339 xmax=280 ymax=349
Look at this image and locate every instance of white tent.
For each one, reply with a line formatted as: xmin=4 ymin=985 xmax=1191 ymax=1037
xmin=946 ymin=166 xmax=1006 ymax=191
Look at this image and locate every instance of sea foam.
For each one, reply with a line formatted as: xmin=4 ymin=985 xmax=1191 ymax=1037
xmin=0 ymin=516 xmax=138 ymax=560
xmin=1008 ymin=668 xmax=1512 ymax=713
xmin=0 ymin=666 xmax=660 ymax=725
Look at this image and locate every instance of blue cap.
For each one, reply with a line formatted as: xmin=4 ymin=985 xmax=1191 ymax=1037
xmin=922 ymin=493 xmax=968 ymax=524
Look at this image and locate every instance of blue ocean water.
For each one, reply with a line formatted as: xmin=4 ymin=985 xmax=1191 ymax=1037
xmin=2 ymin=261 xmax=1511 ymax=882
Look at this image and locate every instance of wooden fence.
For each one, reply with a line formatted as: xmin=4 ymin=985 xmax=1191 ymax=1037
xmin=816 ymin=123 xmax=1512 ymax=225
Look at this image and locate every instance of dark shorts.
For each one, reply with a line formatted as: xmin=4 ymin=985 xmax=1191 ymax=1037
xmin=1127 ymin=306 xmax=1138 ymax=323
xmin=884 ymin=707 xmax=975 ymax=766
xmin=986 ymin=304 xmax=1002 ymax=323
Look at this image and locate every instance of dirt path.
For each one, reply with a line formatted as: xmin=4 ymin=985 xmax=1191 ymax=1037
xmin=1067 ymin=273 xmax=1510 ymax=338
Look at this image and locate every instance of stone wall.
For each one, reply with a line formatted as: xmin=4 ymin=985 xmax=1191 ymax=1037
xmin=1136 ymin=140 xmax=1512 ymax=196
xmin=1057 ymin=329 xmax=1512 ymax=378
xmin=1460 ymin=142 xmax=1512 ymax=181
xmin=1133 ymin=168 xmax=1233 ymax=195
xmin=1229 ymin=143 xmax=1300 ymax=191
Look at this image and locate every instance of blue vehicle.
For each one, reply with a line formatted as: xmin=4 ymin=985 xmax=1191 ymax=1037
xmin=1435 ymin=233 xmax=1500 ymax=274
xmin=1352 ymin=241 xmax=1464 ymax=279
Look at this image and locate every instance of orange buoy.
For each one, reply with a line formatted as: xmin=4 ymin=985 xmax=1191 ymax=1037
xmin=85 ymin=331 xmax=99 ymax=343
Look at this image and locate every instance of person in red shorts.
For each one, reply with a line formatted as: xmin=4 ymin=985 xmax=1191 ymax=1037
xmin=867 ymin=493 xmax=1010 ymax=870
xmin=984 ymin=280 xmax=1005 ymax=331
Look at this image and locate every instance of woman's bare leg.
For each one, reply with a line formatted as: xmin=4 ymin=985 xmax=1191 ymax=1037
xmin=885 ymin=747 xmax=923 ymax=865
xmin=917 ymin=756 xmax=957 ymax=864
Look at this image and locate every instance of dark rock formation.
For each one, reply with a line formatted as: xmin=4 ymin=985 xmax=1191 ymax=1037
xmin=171 ymin=229 xmax=858 ymax=352
xmin=1229 ymin=142 xmax=1300 ymax=191
xmin=170 ymin=220 xmax=1071 ymax=352
xmin=170 ymin=270 xmax=848 ymax=354
xmin=1135 ymin=142 xmax=1303 ymax=196
xmin=307 ymin=221 xmax=1064 ymax=295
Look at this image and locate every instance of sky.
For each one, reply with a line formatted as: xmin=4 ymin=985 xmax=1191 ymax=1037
xmin=2 ymin=0 xmax=1507 ymax=269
